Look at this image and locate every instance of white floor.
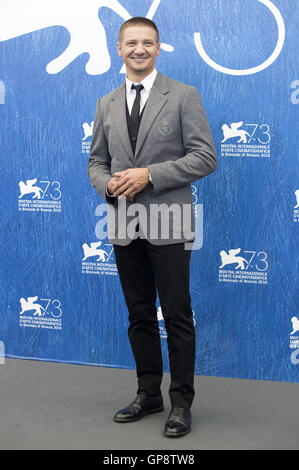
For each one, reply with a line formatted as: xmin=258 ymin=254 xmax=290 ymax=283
xmin=0 ymin=357 xmax=298 ymax=450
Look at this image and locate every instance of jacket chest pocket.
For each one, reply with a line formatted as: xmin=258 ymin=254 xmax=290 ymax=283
xmin=152 ymin=112 xmax=179 ymax=142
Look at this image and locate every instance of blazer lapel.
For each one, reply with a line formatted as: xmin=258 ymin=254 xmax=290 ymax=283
xmin=110 ymin=83 xmax=134 ymax=161
xmin=134 ymin=72 xmax=169 ymax=158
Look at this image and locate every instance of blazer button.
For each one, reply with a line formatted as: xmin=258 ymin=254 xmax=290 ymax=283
xmin=132 ymin=136 xmax=136 ymax=141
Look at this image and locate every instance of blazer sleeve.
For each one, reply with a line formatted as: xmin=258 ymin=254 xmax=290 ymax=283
xmin=87 ymin=98 xmax=116 ymax=204
xmin=147 ymin=86 xmax=217 ymax=194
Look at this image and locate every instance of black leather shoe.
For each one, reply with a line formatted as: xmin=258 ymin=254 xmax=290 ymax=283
xmin=113 ymin=391 xmax=164 ymax=423
xmin=163 ymin=407 xmax=191 ymax=437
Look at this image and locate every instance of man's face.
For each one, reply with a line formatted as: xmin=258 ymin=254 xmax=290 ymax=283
xmin=117 ymin=25 xmax=160 ymax=80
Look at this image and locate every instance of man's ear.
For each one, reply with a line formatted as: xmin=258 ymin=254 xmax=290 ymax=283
xmin=117 ymin=42 xmax=122 ymax=57
xmin=156 ymin=42 xmax=161 ymax=56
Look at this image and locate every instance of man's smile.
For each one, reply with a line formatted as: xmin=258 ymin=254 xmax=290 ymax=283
xmin=130 ymin=56 xmax=149 ymax=62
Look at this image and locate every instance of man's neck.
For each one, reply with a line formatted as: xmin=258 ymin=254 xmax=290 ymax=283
xmin=126 ymin=67 xmax=156 ymax=84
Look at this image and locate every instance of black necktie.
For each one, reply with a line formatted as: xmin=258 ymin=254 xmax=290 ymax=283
xmin=131 ymin=84 xmax=144 ymax=123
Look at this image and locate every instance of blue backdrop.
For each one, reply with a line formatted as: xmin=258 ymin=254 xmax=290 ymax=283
xmin=0 ymin=0 xmax=298 ymax=382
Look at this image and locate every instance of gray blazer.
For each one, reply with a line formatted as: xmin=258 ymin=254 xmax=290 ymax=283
xmin=87 ymin=71 xmax=217 ymax=246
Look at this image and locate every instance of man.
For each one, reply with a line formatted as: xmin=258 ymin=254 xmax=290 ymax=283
xmin=87 ymin=17 xmax=216 ymax=437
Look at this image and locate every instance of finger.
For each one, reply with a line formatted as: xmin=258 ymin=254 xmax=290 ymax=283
xmin=112 ymin=177 xmax=129 ymax=193
xmin=113 ymin=174 xmax=131 ymax=191
xmin=117 ymin=184 xmax=137 ymax=198
xmin=122 ymin=189 xmax=136 ymax=199
xmin=113 ymin=181 xmax=132 ymax=197
xmin=113 ymin=173 xmax=138 ymax=194
xmin=114 ymin=170 xmax=129 ymax=177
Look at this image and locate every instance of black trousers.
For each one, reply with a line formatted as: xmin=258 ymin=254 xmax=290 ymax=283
xmin=113 ymin=237 xmax=196 ymax=409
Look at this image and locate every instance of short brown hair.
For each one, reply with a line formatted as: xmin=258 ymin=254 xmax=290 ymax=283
xmin=118 ymin=17 xmax=160 ymax=43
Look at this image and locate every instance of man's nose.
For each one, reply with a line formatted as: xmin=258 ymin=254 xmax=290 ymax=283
xmin=134 ymin=43 xmax=146 ymax=54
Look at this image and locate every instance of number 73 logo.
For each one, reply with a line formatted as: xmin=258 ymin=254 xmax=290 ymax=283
xmin=221 ymin=123 xmax=271 ymax=145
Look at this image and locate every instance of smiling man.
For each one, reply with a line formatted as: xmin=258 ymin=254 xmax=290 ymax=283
xmin=118 ymin=19 xmax=160 ymax=79
xmin=107 ymin=20 xmax=161 ymax=202
xmin=87 ymin=17 xmax=216 ymax=438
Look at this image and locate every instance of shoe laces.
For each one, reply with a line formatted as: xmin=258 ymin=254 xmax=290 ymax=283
xmin=169 ymin=407 xmax=185 ymax=419
xmin=132 ymin=391 xmax=149 ymax=407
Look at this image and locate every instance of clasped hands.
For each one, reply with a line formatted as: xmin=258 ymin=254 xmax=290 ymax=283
xmin=107 ymin=168 xmax=150 ymax=202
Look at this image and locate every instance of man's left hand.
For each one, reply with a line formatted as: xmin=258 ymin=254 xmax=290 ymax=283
xmin=112 ymin=168 xmax=150 ymax=201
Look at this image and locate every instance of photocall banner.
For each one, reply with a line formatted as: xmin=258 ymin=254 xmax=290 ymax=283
xmin=0 ymin=0 xmax=298 ymax=382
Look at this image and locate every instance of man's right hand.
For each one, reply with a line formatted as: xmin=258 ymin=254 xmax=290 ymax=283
xmin=107 ymin=176 xmax=120 ymax=196
xmin=107 ymin=176 xmax=135 ymax=202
